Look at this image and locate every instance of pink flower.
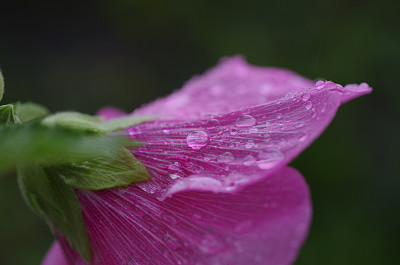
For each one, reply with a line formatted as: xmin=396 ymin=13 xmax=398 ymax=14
xmin=43 ymin=56 xmax=371 ymax=265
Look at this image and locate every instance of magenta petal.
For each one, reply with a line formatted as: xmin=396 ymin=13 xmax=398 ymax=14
xmin=133 ymin=56 xmax=315 ymax=120
xmin=128 ymin=78 xmax=371 ymax=198
xmin=56 ymin=167 xmax=311 ymax=265
xmin=42 ymin=241 xmax=69 ymax=265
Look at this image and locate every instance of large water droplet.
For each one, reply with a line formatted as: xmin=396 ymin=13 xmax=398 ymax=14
xmin=304 ymin=101 xmax=313 ymax=110
xmin=236 ymin=115 xmax=256 ymax=127
xmin=186 ymin=131 xmax=208 ymax=149
xmin=217 ymin=152 xmax=235 ymax=163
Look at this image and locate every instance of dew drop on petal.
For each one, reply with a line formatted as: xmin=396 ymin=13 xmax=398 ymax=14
xmin=299 ymin=134 xmax=308 ymax=142
xmin=205 ymin=118 xmax=220 ymax=127
xmin=168 ymin=162 xmax=181 ymax=172
xmin=257 ymin=150 xmax=284 ymax=169
xmin=169 ymin=174 xmax=181 ymax=179
xmin=304 ymin=101 xmax=313 ymax=110
xmin=243 ymin=155 xmax=256 ymax=166
xmin=217 ymin=152 xmax=235 ymax=163
xmin=186 ymin=131 xmax=208 ymax=149
xmin=315 ymin=80 xmax=325 ymax=89
xmin=203 ymin=154 xmax=213 ymax=162
xmin=235 ymin=115 xmax=256 ymax=127
xmin=301 ymin=93 xmax=311 ymax=101
xmin=245 ymin=140 xmax=255 ymax=149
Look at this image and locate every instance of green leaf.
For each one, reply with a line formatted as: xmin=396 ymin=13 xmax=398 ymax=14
xmin=100 ymin=115 xmax=156 ymax=132
xmin=51 ymin=147 xmax=149 ymax=190
xmin=0 ymin=70 xmax=4 ymax=102
xmin=17 ymin=164 xmax=91 ymax=262
xmin=42 ymin=112 xmax=104 ymax=134
xmin=0 ymin=123 xmax=127 ymax=174
xmin=13 ymin=102 xmax=50 ymax=122
xmin=0 ymin=104 xmax=21 ymax=125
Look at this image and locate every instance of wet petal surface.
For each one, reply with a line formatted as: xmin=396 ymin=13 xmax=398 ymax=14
xmin=129 ymin=80 xmax=371 ymax=198
xmin=133 ymin=56 xmax=315 ymax=120
xmin=57 ymin=167 xmax=311 ymax=265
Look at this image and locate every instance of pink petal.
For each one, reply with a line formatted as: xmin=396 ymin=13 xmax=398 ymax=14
xmin=42 ymin=241 xmax=69 ymax=265
xmin=128 ymin=79 xmax=371 ymax=199
xmin=56 ymin=167 xmax=311 ymax=265
xmin=97 ymin=106 xmax=127 ymax=121
xmin=133 ymin=56 xmax=315 ymax=120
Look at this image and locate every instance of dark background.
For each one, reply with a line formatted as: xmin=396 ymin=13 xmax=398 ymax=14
xmin=1 ymin=1 xmax=399 ymax=264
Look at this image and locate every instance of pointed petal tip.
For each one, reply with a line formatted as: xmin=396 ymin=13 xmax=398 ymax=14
xmin=313 ymin=80 xmax=372 ymax=104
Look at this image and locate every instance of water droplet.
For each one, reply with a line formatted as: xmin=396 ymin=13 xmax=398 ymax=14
xmin=169 ymin=174 xmax=181 ymax=179
xmin=304 ymin=101 xmax=313 ymax=110
xmin=301 ymin=93 xmax=311 ymax=101
xmin=186 ymin=131 xmax=208 ymax=149
xmin=236 ymin=115 xmax=256 ymax=127
xmin=245 ymin=140 xmax=255 ymax=149
xmin=203 ymin=154 xmax=213 ymax=162
xmin=257 ymin=150 xmax=284 ymax=169
xmin=315 ymin=80 xmax=325 ymax=90
xmin=205 ymin=119 xmax=220 ymax=127
xmin=218 ymin=152 xmax=235 ymax=163
xmin=163 ymin=129 xmax=171 ymax=134
xmin=243 ymin=155 xmax=256 ymax=166
xmin=299 ymin=134 xmax=308 ymax=142
xmin=168 ymin=162 xmax=181 ymax=172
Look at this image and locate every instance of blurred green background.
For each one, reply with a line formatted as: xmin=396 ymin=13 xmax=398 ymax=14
xmin=1 ymin=0 xmax=399 ymax=264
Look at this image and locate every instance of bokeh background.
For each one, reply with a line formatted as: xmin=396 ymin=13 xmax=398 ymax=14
xmin=1 ymin=0 xmax=399 ymax=264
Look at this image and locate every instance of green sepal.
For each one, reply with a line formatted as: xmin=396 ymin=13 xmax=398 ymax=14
xmin=13 ymin=102 xmax=50 ymax=122
xmin=17 ymin=164 xmax=92 ymax=262
xmin=50 ymin=146 xmax=149 ymax=190
xmin=0 ymin=70 xmax=4 ymax=102
xmin=0 ymin=123 xmax=128 ymax=174
xmin=42 ymin=112 xmax=104 ymax=134
xmin=42 ymin=111 xmax=155 ymax=135
xmin=100 ymin=115 xmax=155 ymax=132
xmin=0 ymin=104 xmax=21 ymax=125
